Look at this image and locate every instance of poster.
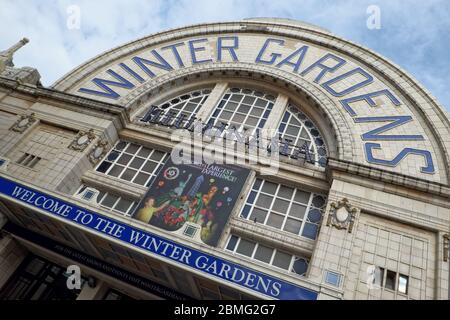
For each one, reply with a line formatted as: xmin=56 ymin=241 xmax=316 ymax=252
xmin=132 ymin=159 xmax=251 ymax=246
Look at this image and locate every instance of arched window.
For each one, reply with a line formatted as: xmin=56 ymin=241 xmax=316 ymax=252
xmin=278 ymin=104 xmax=328 ymax=167
xmin=207 ymin=87 xmax=275 ymax=132
xmin=139 ymin=88 xmax=211 ymax=125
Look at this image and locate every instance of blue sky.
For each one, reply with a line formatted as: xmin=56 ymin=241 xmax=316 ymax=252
xmin=1 ymin=0 xmax=449 ymax=112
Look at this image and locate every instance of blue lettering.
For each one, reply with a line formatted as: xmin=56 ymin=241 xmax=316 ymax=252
xmin=188 ymin=38 xmax=213 ymax=64
xmin=276 ymin=45 xmax=309 ymax=72
xmin=78 ymin=69 xmax=134 ymax=99
xmin=255 ymin=38 xmax=284 ymax=65
xmin=365 ymin=143 xmax=434 ymax=173
xmin=322 ymin=67 xmax=373 ymax=97
xmin=217 ymin=36 xmax=239 ymax=61
xmin=300 ymin=53 xmax=346 ymax=83
xmin=339 ymin=89 xmax=401 ymax=116
xmin=355 ymin=116 xmax=424 ymax=140
xmin=132 ymin=50 xmax=173 ymax=77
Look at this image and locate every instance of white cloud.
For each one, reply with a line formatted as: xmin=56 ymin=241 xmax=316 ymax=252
xmin=0 ymin=0 xmax=448 ymax=111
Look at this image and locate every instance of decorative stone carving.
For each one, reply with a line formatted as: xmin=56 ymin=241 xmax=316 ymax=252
xmin=88 ymin=139 xmax=108 ymax=164
xmin=9 ymin=113 xmax=36 ymax=133
xmin=443 ymin=234 xmax=449 ymax=262
xmin=69 ymin=129 xmax=96 ymax=151
xmin=326 ymin=198 xmax=358 ymax=233
xmin=0 ymin=38 xmax=29 ymax=72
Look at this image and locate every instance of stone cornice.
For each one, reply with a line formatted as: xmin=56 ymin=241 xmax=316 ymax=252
xmin=327 ymin=157 xmax=450 ymax=199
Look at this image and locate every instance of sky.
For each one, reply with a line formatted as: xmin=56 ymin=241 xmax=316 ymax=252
xmin=1 ymin=0 xmax=449 ymax=112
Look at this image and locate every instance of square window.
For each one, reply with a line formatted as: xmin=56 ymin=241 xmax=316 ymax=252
xmin=242 ymin=96 xmax=256 ymax=105
xmin=117 ymin=153 xmax=132 ymax=165
xmin=289 ymin=203 xmax=306 ymax=219
xmin=125 ymin=144 xmax=140 ymax=154
xmin=266 ymin=213 xmax=284 ymax=229
xmin=302 ymin=223 xmax=318 ymax=240
xmin=114 ymin=198 xmax=133 ymax=213
xmin=272 ymin=198 xmax=289 ymax=213
xmin=277 ymin=186 xmax=294 ymax=199
xmin=183 ymin=225 xmax=198 ymax=237
xmin=245 ymin=116 xmax=259 ymax=127
xmin=219 ymin=111 xmax=233 ymax=121
xmin=109 ymin=165 xmax=124 ymax=177
xmin=294 ymin=190 xmax=310 ymax=204
xmin=250 ymin=108 xmax=263 ymax=117
xmin=133 ymin=172 xmax=150 ymax=186
xmin=101 ymin=194 xmax=119 ymax=208
xmin=236 ymin=239 xmax=256 ymax=257
xmin=224 ymin=102 xmax=238 ymax=111
xmin=255 ymin=98 xmax=266 ymax=107
xmin=283 ymin=218 xmax=302 ymax=234
xmin=325 ymin=271 xmax=341 ymax=287
xmin=226 ymin=235 xmax=239 ymax=251
xmin=261 ymin=181 xmax=277 ymax=194
xmin=129 ymin=157 xmax=145 ymax=169
xmin=249 ymin=208 xmax=268 ymax=223
xmin=137 ymin=148 xmax=151 ymax=158
xmin=150 ymin=150 xmax=165 ymax=161
xmin=142 ymin=161 xmax=157 ymax=173
xmin=254 ymin=245 xmax=273 ymax=264
xmin=255 ymin=193 xmax=273 ymax=208
xmin=231 ymin=113 xmax=245 ymax=123
xmin=121 ymin=168 xmax=137 ymax=181
xmin=237 ymin=105 xmax=251 ymax=114
xmin=96 ymin=161 xmax=112 ymax=173
xmin=272 ymin=251 xmax=292 ymax=270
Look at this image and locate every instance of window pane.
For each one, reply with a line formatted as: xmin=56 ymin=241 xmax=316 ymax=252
xmin=236 ymin=239 xmax=256 ymax=257
xmin=294 ymin=190 xmax=310 ymax=204
xmin=254 ymin=245 xmax=273 ymax=263
xmin=266 ymin=213 xmax=284 ymax=229
xmin=133 ymin=172 xmax=150 ymax=186
xmin=277 ymin=186 xmax=294 ymax=199
xmin=150 ymin=151 xmax=166 ymax=161
xmin=272 ymin=198 xmax=289 ymax=213
xmin=289 ymin=203 xmax=306 ymax=219
xmin=125 ymin=144 xmax=140 ymax=154
xmin=249 ymin=208 xmax=267 ymax=223
xmin=255 ymin=194 xmax=273 ymax=208
xmin=283 ymin=218 xmax=302 ymax=234
xmin=121 ymin=168 xmax=137 ymax=181
xmin=398 ymin=274 xmax=408 ymax=294
xmin=101 ymin=194 xmax=119 ymax=208
xmin=226 ymin=235 xmax=239 ymax=251
xmin=385 ymin=270 xmax=396 ymax=290
xmin=272 ymin=251 xmax=292 ymax=270
xmin=114 ymin=198 xmax=133 ymax=213
xmin=129 ymin=157 xmax=144 ymax=169
xmin=109 ymin=165 xmax=124 ymax=177
xmin=302 ymin=223 xmax=319 ymax=240
xmin=292 ymin=258 xmax=308 ymax=276
xmin=142 ymin=161 xmax=157 ymax=173
xmin=261 ymin=181 xmax=277 ymax=194
xmin=117 ymin=154 xmax=132 ymax=165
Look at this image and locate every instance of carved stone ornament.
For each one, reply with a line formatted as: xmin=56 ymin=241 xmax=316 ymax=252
xmin=69 ymin=129 xmax=96 ymax=151
xmin=88 ymin=139 xmax=108 ymax=164
xmin=326 ymin=198 xmax=358 ymax=233
xmin=443 ymin=234 xmax=449 ymax=262
xmin=9 ymin=113 xmax=36 ymax=133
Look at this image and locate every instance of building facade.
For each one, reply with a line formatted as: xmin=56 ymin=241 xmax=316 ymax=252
xmin=0 ymin=18 xmax=449 ymax=300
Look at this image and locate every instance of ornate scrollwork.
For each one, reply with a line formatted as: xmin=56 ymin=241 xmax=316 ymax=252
xmin=68 ymin=129 xmax=96 ymax=151
xmin=9 ymin=113 xmax=36 ymax=133
xmin=88 ymin=139 xmax=108 ymax=164
xmin=326 ymin=198 xmax=358 ymax=233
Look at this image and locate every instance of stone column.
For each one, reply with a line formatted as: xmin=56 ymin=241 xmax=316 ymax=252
xmin=195 ymin=82 xmax=229 ymax=121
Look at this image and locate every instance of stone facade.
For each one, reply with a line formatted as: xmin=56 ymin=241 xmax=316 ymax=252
xmin=0 ymin=18 xmax=448 ymax=300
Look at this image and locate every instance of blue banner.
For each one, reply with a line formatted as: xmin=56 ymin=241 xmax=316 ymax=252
xmin=0 ymin=176 xmax=318 ymax=300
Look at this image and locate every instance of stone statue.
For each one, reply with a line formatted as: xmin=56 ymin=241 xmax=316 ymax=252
xmin=0 ymin=38 xmax=29 ymax=73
